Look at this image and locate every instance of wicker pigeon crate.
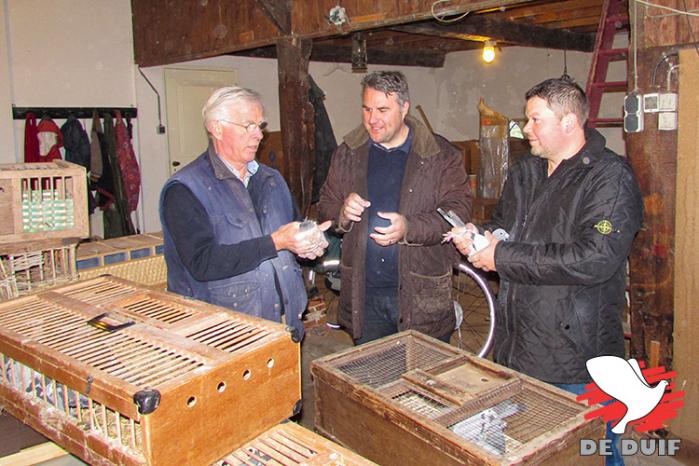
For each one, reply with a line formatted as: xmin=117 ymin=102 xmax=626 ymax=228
xmin=0 ymin=161 xmax=89 ymax=246
xmin=0 ymin=238 xmax=79 ymax=300
xmin=77 ymin=233 xmax=164 ymax=272
xmin=216 ymin=422 xmax=376 ymax=466
xmin=0 ymin=276 xmax=301 ymax=466
xmin=312 ymin=331 xmax=604 ymax=466
xmin=78 ymin=255 xmax=167 ymax=290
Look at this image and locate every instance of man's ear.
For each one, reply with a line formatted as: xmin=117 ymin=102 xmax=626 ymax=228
xmin=207 ymin=121 xmax=223 ymax=140
xmin=401 ymin=101 xmax=410 ymax=119
xmin=562 ymin=113 xmax=578 ymax=132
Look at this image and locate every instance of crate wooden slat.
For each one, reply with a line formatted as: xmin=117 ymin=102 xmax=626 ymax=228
xmin=0 ymin=161 xmax=89 ymax=245
xmin=311 ymin=331 xmax=605 ymax=466
xmin=0 ymin=276 xmax=301 ymax=466
xmin=216 ymin=422 xmax=376 ymax=466
xmin=0 ymin=237 xmax=79 ymax=300
xmin=78 ymin=255 xmax=167 ymax=289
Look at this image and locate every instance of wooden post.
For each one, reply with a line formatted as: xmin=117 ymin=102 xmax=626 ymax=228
xmin=626 ymin=47 xmax=677 ymax=370
xmin=277 ymin=36 xmax=315 ymax=216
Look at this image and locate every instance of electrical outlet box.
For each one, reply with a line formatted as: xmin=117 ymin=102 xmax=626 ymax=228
xmin=624 ymin=93 xmax=644 ymax=133
xmin=658 ymin=112 xmax=677 ymax=131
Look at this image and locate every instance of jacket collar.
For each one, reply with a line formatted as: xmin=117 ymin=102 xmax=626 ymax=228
xmin=555 ymin=127 xmax=608 ymax=171
xmin=343 ymin=114 xmax=441 ymax=158
xmin=207 ymin=142 xmax=269 ymax=182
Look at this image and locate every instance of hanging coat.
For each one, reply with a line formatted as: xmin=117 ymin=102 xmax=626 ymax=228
xmin=114 ymin=111 xmax=141 ymax=213
xmin=24 ymin=113 xmax=40 ymax=163
xmin=61 ymin=115 xmax=96 ymax=214
xmin=101 ymin=113 xmax=134 ymax=238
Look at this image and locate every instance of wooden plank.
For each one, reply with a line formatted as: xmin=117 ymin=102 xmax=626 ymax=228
xmin=256 ymin=0 xmax=291 ymax=34
xmin=0 ymin=442 xmax=69 ymax=466
xmin=671 ymin=47 xmax=699 ymax=444
xmin=131 ymin=0 xmax=532 ymax=67
xmin=393 ymin=16 xmax=595 ymax=51
xmin=277 ymin=37 xmax=315 ymax=215
xmin=626 ymin=47 xmax=676 ymax=369
xmin=639 ymin=0 xmax=699 ymax=48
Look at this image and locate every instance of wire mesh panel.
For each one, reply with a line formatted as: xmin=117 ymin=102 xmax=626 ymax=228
xmin=312 ymin=331 xmax=604 ymax=466
xmin=0 ymin=276 xmax=301 ymax=466
xmin=333 ymin=335 xmax=457 ymax=388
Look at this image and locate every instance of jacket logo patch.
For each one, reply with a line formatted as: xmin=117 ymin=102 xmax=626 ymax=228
xmin=595 ymin=220 xmax=613 ymax=235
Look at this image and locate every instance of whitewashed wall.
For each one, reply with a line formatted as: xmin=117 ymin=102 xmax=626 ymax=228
xmin=2 ymin=0 xmax=622 ymax=236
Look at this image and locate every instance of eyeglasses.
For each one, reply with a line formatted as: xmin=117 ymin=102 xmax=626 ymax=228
xmin=219 ymin=119 xmax=268 ymax=133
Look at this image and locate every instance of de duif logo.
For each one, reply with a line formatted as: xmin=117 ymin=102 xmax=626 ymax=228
xmin=576 ymin=356 xmax=685 ymax=434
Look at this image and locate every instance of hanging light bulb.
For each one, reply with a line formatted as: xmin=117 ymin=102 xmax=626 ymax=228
xmin=351 ymin=32 xmax=368 ymax=73
xmin=482 ymin=40 xmax=496 ymax=64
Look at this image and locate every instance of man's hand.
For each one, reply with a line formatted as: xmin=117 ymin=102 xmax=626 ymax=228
xmin=448 ymin=222 xmax=479 ymax=255
xmin=369 ymin=212 xmax=407 ymax=246
xmin=468 ymin=230 xmax=499 ymax=272
xmin=272 ymin=220 xmax=332 ymax=259
xmin=340 ymin=193 xmax=371 ymax=228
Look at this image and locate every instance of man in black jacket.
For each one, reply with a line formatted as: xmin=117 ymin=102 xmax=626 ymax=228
xmin=453 ymin=78 xmax=642 ymax=466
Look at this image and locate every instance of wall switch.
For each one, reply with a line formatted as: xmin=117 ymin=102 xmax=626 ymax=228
xmin=658 ymin=93 xmax=677 ymax=111
xmin=643 ymin=93 xmax=659 ymax=113
xmin=658 ymin=112 xmax=677 ymax=131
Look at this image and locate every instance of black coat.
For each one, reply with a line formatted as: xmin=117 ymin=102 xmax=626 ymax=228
xmin=487 ymin=129 xmax=643 ymax=384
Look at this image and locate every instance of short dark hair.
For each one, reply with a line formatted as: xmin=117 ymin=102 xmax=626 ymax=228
xmin=525 ymin=78 xmax=589 ymax=125
xmin=361 ymin=71 xmax=410 ymax=106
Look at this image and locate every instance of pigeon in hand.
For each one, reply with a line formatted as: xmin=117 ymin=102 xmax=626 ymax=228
xmin=586 ymin=356 xmax=669 ymax=434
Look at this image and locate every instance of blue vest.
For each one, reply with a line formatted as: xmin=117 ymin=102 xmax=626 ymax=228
xmin=160 ymin=151 xmax=306 ymax=340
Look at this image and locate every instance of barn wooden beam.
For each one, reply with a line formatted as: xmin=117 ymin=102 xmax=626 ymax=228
xmin=277 ymin=37 xmax=315 ymax=215
xmin=131 ymin=0 xmax=531 ymax=67
xmin=256 ymin=0 xmax=291 ymax=35
xmin=234 ymin=44 xmax=445 ymax=67
xmin=392 ymin=16 xmax=595 ymax=51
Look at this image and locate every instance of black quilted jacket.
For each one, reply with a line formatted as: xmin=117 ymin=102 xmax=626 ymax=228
xmin=487 ymin=129 xmax=643 ymax=384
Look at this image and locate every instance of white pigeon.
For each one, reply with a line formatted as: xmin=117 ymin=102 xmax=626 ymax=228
xmin=586 ymin=356 xmax=669 ymax=434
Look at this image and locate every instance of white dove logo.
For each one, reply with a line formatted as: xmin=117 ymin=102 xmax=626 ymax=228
xmin=586 ymin=356 xmax=670 ymax=434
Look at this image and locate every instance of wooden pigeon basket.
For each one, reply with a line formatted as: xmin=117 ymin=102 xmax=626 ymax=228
xmin=311 ymin=331 xmax=605 ymax=466
xmin=0 ymin=161 xmax=89 ymax=246
xmin=215 ymin=422 xmax=376 ymax=466
xmin=0 ymin=276 xmax=301 ymax=466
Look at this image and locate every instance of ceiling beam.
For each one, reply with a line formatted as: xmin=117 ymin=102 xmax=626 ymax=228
xmin=392 ymin=15 xmax=595 ymax=52
xmin=256 ymin=0 xmax=291 ymax=35
xmin=234 ymin=44 xmax=445 ymax=67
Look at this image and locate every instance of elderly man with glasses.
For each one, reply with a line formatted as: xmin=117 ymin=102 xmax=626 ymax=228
xmin=160 ymin=86 xmax=329 ymax=341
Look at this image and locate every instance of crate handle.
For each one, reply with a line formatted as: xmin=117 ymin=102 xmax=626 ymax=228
xmin=87 ymin=312 xmax=135 ymax=332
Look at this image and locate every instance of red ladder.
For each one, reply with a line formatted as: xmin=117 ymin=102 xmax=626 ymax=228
xmin=586 ymin=0 xmax=630 ymax=128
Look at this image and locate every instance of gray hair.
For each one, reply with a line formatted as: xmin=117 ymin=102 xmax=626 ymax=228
xmin=361 ymin=71 xmax=410 ymax=106
xmin=202 ymin=86 xmax=264 ymax=130
xmin=525 ymin=78 xmax=589 ymax=124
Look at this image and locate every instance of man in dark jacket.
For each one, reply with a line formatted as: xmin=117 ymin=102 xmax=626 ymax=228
xmin=318 ymin=71 xmax=471 ymax=344
xmin=160 ymin=86 xmax=329 ymax=341
xmin=453 ymin=78 xmax=642 ymax=466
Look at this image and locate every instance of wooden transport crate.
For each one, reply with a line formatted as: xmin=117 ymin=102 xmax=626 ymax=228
xmin=312 ymin=331 xmax=605 ymax=466
xmin=77 ymin=233 xmax=164 ymax=271
xmin=0 ymin=161 xmax=89 ymax=245
xmin=216 ymin=422 xmax=376 ymax=466
xmin=0 ymin=238 xmax=79 ymax=300
xmin=79 ymin=255 xmax=167 ymax=289
xmin=0 ymin=276 xmax=301 ymax=466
